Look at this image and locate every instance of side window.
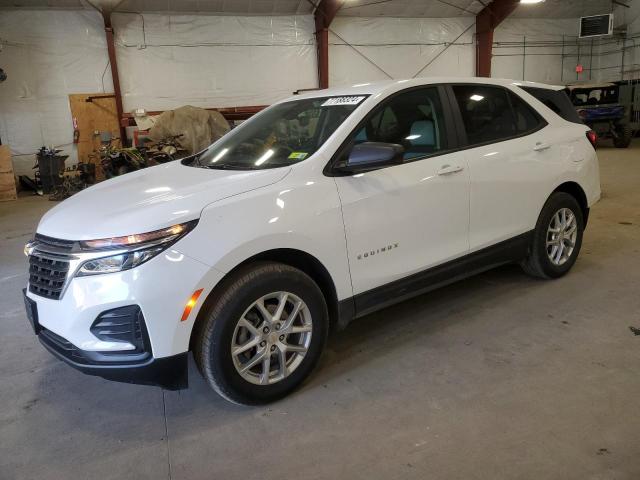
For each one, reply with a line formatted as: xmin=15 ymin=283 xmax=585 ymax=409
xmin=508 ymin=91 xmax=544 ymax=134
xmin=351 ymin=87 xmax=448 ymax=160
xmin=452 ymin=85 xmax=516 ymax=145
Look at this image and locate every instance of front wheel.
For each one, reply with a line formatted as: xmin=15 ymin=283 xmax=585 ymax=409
xmin=194 ymin=262 xmax=329 ymax=405
xmin=521 ymin=192 xmax=584 ymax=279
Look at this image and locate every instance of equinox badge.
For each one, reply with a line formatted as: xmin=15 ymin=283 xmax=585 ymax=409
xmin=357 ymin=243 xmax=399 ymax=260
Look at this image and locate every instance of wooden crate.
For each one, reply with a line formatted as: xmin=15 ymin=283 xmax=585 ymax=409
xmin=0 ymin=145 xmax=18 ymax=202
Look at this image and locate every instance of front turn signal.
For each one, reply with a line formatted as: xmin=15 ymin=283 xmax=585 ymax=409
xmin=181 ymin=289 xmax=204 ymax=322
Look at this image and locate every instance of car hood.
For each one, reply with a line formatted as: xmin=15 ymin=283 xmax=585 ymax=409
xmin=37 ymin=161 xmax=291 ymax=240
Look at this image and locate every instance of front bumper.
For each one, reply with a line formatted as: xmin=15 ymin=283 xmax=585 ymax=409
xmin=24 ymin=244 xmax=224 ymax=388
xmin=25 ymin=247 xmax=219 ymax=357
xmin=39 ymin=326 xmax=188 ymax=390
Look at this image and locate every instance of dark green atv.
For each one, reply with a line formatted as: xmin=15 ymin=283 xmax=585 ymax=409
xmin=568 ymin=81 xmax=639 ymax=148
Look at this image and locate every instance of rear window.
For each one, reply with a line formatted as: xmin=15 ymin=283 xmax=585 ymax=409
xmin=452 ymin=85 xmax=545 ymax=145
xmin=521 ymin=86 xmax=583 ymax=125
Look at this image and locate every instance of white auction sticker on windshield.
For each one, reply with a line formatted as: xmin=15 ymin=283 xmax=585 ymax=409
xmin=321 ymin=96 xmax=366 ymax=107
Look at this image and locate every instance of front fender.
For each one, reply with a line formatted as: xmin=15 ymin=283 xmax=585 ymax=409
xmin=176 ymin=174 xmax=353 ymax=302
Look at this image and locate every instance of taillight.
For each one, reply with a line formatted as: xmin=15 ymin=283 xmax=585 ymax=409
xmin=586 ymin=130 xmax=597 ymax=149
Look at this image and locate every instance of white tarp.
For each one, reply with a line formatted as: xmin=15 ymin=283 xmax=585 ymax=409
xmin=329 ymin=17 xmax=475 ymax=85
xmin=327 ymin=17 xmax=596 ymax=87
xmin=111 ymin=13 xmax=317 ymax=111
xmin=492 ymin=18 xmax=581 ymax=85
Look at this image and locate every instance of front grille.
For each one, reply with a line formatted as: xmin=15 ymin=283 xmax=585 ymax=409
xmin=29 ymin=255 xmax=70 ymax=299
xmin=28 ymin=235 xmax=74 ymax=300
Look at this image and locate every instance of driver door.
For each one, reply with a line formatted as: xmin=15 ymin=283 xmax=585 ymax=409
xmin=332 ymin=86 xmax=470 ymax=313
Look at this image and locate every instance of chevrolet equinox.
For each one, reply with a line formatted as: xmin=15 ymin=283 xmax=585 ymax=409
xmin=24 ymin=78 xmax=601 ymax=404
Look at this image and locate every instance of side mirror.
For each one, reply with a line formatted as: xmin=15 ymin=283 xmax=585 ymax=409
xmin=339 ymin=142 xmax=404 ymax=174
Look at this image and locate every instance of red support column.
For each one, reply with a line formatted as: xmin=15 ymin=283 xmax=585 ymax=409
xmin=475 ymin=0 xmax=519 ymax=77
xmin=101 ymin=10 xmax=127 ymax=143
xmin=317 ymin=28 xmax=329 ymax=89
xmin=314 ymin=0 xmax=342 ymax=89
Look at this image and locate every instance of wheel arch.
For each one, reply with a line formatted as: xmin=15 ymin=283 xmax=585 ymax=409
xmin=189 ymin=248 xmax=344 ymax=351
xmin=552 ymin=181 xmax=590 ymax=226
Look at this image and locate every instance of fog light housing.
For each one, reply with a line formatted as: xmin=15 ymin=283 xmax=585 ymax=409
xmin=90 ymin=305 xmax=150 ymax=354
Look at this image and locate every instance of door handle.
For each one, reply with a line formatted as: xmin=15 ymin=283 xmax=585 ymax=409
xmin=533 ymin=142 xmax=551 ymax=152
xmin=437 ymin=164 xmax=464 ymax=175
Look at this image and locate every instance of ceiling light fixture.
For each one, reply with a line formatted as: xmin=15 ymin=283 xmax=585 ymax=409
xmin=520 ymin=0 xmax=545 ymax=4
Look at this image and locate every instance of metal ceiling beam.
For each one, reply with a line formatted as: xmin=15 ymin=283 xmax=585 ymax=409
xmin=475 ymin=0 xmax=519 ymax=77
xmin=314 ymin=0 xmax=343 ymax=89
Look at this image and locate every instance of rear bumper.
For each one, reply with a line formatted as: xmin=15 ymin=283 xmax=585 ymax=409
xmin=39 ymin=326 xmax=188 ymax=390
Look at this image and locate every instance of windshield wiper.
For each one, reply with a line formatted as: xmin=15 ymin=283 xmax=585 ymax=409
xmin=205 ymin=163 xmax=257 ymax=170
xmin=189 ymin=154 xmax=202 ymax=167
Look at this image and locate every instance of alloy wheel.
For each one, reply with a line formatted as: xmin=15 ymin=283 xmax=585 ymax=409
xmin=231 ymin=292 xmax=312 ymax=385
xmin=546 ymin=207 xmax=578 ymax=266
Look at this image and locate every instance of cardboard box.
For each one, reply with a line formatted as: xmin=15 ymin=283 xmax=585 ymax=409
xmin=0 ymin=145 xmax=18 ymax=202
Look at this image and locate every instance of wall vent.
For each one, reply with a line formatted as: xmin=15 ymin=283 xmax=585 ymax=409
xmin=579 ymin=14 xmax=613 ymax=38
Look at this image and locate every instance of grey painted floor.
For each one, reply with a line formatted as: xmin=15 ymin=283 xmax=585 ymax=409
xmin=1 ymin=142 xmax=640 ymax=480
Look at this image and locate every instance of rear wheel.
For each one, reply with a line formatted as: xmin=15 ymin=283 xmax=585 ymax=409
xmin=194 ymin=262 xmax=328 ymax=405
xmin=521 ymin=192 xmax=584 ymax=279
xmin=613 ymin=126 xmax=632 ymax=148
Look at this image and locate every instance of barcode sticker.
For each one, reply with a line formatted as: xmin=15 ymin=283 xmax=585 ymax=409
xmin=321 ymin=96 xmax=366 ymax=107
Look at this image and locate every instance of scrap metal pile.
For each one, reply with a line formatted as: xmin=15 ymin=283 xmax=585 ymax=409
xmin=22 ymin=106 xmax=231 ymax=201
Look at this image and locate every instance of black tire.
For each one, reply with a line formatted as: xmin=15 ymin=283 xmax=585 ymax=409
xmin=521 ymin=192 xmax=584 ymax=279
xmin=613 ymin=126 xmax=632 ymax=148
xmin=194 ymin=262 xmax=329 ymax=405
xmin=116 ymin=165 xmax=130 ymax=176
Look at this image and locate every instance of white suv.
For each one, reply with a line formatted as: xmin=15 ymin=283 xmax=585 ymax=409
xmin=24 ymin=78 xmax=600 ymax=404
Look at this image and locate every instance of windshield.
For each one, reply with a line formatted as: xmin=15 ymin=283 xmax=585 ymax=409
xmin=570 ymin=86 xmax=619 ymax=106
xmin=192 ymin=95 xmax=368 ymax=170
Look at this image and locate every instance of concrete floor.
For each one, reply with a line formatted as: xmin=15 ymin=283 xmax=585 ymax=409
xmin=1 ymin=141 xmax=640 ymax=480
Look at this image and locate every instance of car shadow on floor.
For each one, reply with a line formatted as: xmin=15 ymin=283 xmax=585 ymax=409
xmin=171 ymin=263 xmax=550 ymax=411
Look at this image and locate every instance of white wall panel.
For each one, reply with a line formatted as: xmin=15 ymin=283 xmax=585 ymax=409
xmin=328 ymin=17 xmax=475 ymax=86
xmin=492 ymin=18 xmax=579 ymax=85
xmin=0 ymin=10 xmax=112 ymax=174
xmin=111 ymin=13 xmax=317 ymax=111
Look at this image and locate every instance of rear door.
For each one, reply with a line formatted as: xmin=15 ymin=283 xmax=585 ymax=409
xmin=448 ymin=84 xmax=555 ymax=251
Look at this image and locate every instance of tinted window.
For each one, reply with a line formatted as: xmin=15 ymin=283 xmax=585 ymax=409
xmin=452 ymin=85 xmax=517 ymax=145
xmin=521 ymin=86 xmax=583 ymax=125
xmin=509 ymin=91 xmax=544 ymax=133
xmin=351 ymin=87 xmax=448 ymax=160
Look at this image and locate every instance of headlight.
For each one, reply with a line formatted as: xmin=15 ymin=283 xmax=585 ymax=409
xmin=79 ymin=222 xmax=195 ymax=250
xmin=76 ymin=220 xmax=197 ymax=276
